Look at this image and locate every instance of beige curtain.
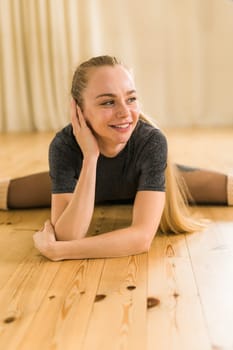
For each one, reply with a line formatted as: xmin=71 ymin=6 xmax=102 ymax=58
xmin=1 ymin=0 xmax=233 ymax=131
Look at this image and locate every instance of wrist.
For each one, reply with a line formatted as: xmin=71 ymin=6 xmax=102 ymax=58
xmin=55 ymin=240 xmax=81 ymax=261
xmin=83 ymin=154 xmax=99 ymax=163
xmin=82 ymin=156 xmax=99 ymax=172
xmin=48 ymin=241 xmax=65 ymax=261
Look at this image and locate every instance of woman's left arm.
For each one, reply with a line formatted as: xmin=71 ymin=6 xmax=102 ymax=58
xmin=33 ymin=191 xmax=165 ymax=261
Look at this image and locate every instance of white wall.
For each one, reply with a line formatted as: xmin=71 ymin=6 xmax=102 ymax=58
xmin=1 ymin=0 xmax=233 ymax=131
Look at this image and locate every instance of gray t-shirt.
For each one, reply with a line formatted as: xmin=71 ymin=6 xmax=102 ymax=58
xmin=49 ymin=119 xmax=167 ymax=203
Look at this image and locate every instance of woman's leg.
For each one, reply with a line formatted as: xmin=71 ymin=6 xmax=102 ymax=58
xmin=1 ymin=167 xmax=232 ymax=209
xmin=177 ymin=164 xmax=233 ymax=205
xmin=0 ymin=172 xmax=51 ymax=209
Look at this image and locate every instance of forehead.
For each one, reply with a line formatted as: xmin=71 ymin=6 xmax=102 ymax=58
xmin=85 ymin=65 xmax=136 ymax=96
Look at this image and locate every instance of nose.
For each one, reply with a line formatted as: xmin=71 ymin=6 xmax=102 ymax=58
xmin=116 ymin=102 xmax=129 ymax=118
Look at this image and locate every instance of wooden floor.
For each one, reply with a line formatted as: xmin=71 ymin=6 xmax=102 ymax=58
xmin=0 ymin=127 xmax=233 ymax=350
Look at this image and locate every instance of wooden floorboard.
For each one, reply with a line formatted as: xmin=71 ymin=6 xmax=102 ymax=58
xmin=82 ymin=254 xmax=147 ymax=350
xmin=0 ymin=128 xmax=233 ymax=350
xmin=147 ymin=234 xmax=211 ymax=350
xmin=186 ymin=214 xmax=233 ymax=349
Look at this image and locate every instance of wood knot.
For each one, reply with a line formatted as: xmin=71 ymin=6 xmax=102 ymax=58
xmin=4 ymin=316 xmax=16 ymax=324
xmin=173 ymin=292 xmax=179 ymax=298
xmin=127 ymin=285 xmax=136 ymax=290
xmin=49 ymin=295 xmax=56 ymax=300
xmin=166 ymin=244 xmax=175 ymax=257
xmin=94 ymin=294 xmax=106 ymax=302
xmin=147 ymin=297 xmax=160 ymax=309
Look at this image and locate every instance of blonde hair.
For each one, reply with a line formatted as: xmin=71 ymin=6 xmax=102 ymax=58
xmin=71 ymin=55 xmax=206 ymax=234
xmin=139 ymin=113 xmax=206 ymax=234
xmin=71 ymin=55 xmax=122 ymax=109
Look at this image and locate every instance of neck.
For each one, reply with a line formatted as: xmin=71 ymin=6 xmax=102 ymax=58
xmin=98 ymin=140 xmax=126 ymax=158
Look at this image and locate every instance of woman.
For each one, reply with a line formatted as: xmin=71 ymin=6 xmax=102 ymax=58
xmin=1 ymin=55 xmax=232 ymax=261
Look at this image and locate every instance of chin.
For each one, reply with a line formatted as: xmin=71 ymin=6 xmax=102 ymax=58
xmin=116 ymin=134 xmax=132 ymax=146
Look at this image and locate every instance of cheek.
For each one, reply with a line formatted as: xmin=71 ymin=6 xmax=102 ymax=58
xmin=83 ymin=109 xmax=111 ymax=132
xmin=131 ymin=101 xmax=140 ymax=112
xmin=131 ymin=104 xmax=140 ymax=118
xmin=95 ymin=110 xmax=115 ymax=124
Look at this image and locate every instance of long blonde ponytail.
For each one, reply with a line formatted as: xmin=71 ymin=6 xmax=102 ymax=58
xmin=139 ymin=113 xmax=206 ymax=234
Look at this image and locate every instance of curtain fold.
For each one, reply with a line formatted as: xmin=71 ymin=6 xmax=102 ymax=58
xmin=0 ymin=0 xmax=233 ymax=131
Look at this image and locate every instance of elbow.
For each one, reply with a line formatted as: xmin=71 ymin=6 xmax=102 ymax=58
xmin=141 ymin=236 xmax=153 ymax=253
xmin=134 ymin=239 xmax=151 ymax=255
xmin=134 ymin=229 xmax=155 ymax=254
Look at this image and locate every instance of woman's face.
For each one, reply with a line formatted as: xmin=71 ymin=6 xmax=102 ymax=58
xmin=81 ymin=65 xmax=140 ymax=155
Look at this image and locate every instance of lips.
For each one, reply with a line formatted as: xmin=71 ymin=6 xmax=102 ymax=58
xmin=109 ymin=122 xmax=132 ymax=129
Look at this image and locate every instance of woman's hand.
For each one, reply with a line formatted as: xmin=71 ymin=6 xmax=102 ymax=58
xmin=33 ymin=220 xmax=60 ymax=261
xmin=71 ymin=98 xmax=100 ymax=159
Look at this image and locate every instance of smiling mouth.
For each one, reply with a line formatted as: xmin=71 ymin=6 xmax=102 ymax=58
xmin=109 ymin=123 xmax=131 ymax=129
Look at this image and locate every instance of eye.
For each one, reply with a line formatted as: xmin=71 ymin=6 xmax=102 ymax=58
xmin=100 ymin=100 xmax=115 ymax=106
xmin=127 ymin=96 xmax=137 ymax=103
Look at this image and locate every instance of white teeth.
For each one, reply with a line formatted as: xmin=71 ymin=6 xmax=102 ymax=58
xmin=112 ymin=123 xmax=129 ymax=129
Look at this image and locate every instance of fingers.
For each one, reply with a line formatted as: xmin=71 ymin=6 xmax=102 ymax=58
xmin=76 ymin=105 xmax=87 ymax=128
xmin=33 ymin=231 xmax=39 ymax=242
xmin=71 ymin=97 xmax=77 ymax=117
xmin=70 ymin=98 xmax=87 ymax=132
xmin=71 ymin=98 xmax=80 ymax=130
xmin=33 ymin=220 xmax=56 ymax=247
xmin=44 ymin=220 xmax=54 ymax=233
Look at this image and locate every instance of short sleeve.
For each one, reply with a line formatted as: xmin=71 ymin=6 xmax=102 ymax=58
xmin=137 ymin=130 xmax=167 ymax=192
xmin=49 ymin=133 xmax=82 ymax=194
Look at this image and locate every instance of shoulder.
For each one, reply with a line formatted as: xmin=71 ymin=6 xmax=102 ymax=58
xmin=50 ymin=124 xmax=74 ymax=146
xmin=49 ymin=124 xmax=80 ymax=153
xmin=49 ymin=124 xmax=82 ymax=166
xmin=132 ymin=119 xmax=167 ymax=154
xmin=133 ymin=120 xmax=167 ymax=191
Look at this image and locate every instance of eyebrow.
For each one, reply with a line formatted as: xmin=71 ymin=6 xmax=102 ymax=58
xmin=95 ymin=90 xmax=137 ymax=99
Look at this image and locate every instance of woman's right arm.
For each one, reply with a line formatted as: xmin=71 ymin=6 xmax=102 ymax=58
xmin=51 ymin=100 xmax=100 ymax=241
xmin=51 ymin=156 xmax=98 ymax=241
